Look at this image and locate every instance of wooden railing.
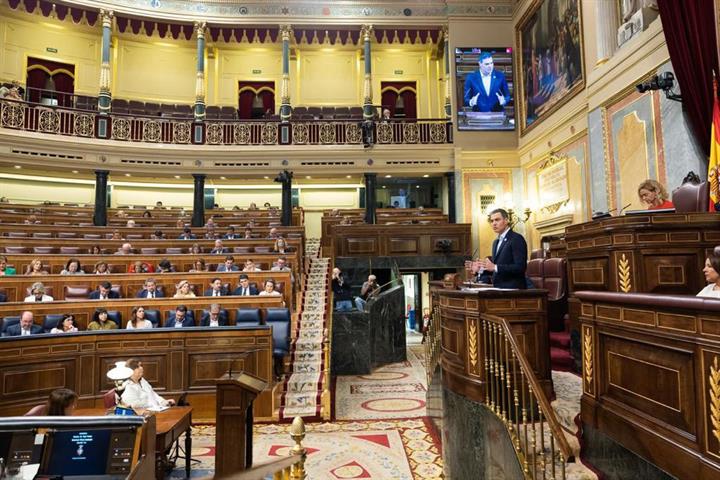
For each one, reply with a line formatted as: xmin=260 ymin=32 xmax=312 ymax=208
xmin=482 ymin=313 xmax=574 ymax=479
xmin=0 ymin=98 xmax=452 ymax=146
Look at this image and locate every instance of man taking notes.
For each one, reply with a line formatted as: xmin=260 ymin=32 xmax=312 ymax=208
xmin=463 ymin=52 xmax=511 ymax=113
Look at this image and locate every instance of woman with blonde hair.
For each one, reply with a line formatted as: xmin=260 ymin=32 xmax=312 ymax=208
xmin=637 ymin=179 xmax=674 ymax=210
xmin=173 ymin=280 xmax=196 ymax=298
xmin=25 ymin=258 xmax=48 ymax=276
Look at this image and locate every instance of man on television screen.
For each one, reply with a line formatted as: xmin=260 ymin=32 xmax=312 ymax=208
xmin=463 ymin=52 xmax=511 ymax=112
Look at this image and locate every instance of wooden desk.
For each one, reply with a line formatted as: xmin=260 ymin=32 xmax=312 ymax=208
xmin=561 ymin=213 xmax=720 ymax=294
xmin=75 ymin=406 xmax=193 ymax=479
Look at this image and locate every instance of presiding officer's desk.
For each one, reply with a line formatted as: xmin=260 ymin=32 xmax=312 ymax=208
xmin=434 ymin=284 xmax=551 ymax=399
xmin=561 ymin=212 xmax=720 ymax=295
xmin=0 ymin=311 xmax=277 ymax=422
xmin=576 ymin=291 xmax=720 ymax=480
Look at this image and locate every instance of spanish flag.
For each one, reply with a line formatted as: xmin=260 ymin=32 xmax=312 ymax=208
xmin=710 ymin=90 xmax=720 ymax=212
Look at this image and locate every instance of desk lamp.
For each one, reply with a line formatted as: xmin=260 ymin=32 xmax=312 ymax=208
xmin=106 ymin=361 xmax=134 ymax=413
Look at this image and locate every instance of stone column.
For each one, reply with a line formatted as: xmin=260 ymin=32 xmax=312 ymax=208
xmin=443 ymin=27 xmax=452 ymax=119
xmin=194 ymin=22 xmax=207 ymax=120
xmin=364 ymin=173 xmax=377 ymax=224
xmin=445 ymin=171 xmax=456 ymax=223
xmin=279 ymin=25 xmax=293 ymax=122
xmin=93 ymin=170 xmax=109 ymax=226
xmin=279 ymin=171 xmax=293 ymax=226
xmin=595 ymin=0 xmax=620 ymax=66
xmin=361 ymin=25 xmax=374 ymax=120
xmin=97 ymin=10 xmax=113 ymax=114
xmin=192 ymin=174 xmax=206 ymax=227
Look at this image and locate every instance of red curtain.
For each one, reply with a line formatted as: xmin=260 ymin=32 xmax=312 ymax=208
xmin=26 ymin=57 xmax=75 ymax=106
xmin=380 ymin=81 xmax=417 ymax=119
xmin=238 ymin=81 xmax=275 ymax=119
xmin=657 ymin=0 xmax=719 ymax=156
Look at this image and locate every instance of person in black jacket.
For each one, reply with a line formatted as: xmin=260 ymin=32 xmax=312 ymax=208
xmin=331 ymin=267 xmax=353 ymax=311
xmin=473 ymin=208 xmax=528 ymax=289
xmin=89 ymin=281 xmax=121 ymax=300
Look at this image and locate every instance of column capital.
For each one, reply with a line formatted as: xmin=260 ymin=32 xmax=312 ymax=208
xmin=194 ymin=21 xmax=206 ymax=39
xmin=442 ymin=25 xmax=449 ymax=41
xmin=280 ymin=24 xmax=293 ymax=42
xmin=192 ymin=173 xmax=207 ymax=181
xmin=94 ymin=169 xmax=110 ymax=177
xmin=100 ymin=9 xmax=113 ymax=28
xmin=361 ymin=24 xmax=374 ymax=42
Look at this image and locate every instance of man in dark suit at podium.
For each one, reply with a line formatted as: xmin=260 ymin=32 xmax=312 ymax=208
xmin=463 ymin=52 xmax=511 ymax=112
xmin=472 ymin=208 xmax=528 ymax=289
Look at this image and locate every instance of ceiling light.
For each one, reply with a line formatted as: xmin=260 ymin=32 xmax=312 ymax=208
xmin=13 ymin=165 xmax=21 ymax=169
xmin=219 ymin=176 xmax=226 ymax=180
xmin=385 ymin=174 xmax=391 ymax=178
xmin=423 ymin=174 xmax=429 ymax=178
xmin=264 ymin=176 xmax=269 ymax=179
xmin=174 ymin=175 xmax=181 ymax=179
xmin=125 ymin=173 xmax=131 ymax=177
xmin=72 ymin=170 xmax=79 ymax=174
xmin=305 ymin=176 xmax=312 ymax=179
xmin=416 ymin=185 xmax=420 ymax=188
xmin=346 ymin=175 xmax=352 ymax=179
xmin=382 ymin=185 xmax=386 ymax=189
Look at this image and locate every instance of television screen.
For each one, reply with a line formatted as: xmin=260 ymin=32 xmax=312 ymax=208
xmin=44 ymin=429 xmax=112 ymax=476
xmin=455 ymin=47 xmax=515 ymax=131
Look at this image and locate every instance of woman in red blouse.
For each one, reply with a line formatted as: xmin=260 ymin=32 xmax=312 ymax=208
xmin=637 ymin=179 xmax=674 ymax=210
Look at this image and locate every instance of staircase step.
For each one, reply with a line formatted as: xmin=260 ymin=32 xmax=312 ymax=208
xmin=549 ymin=331 xmax=571 ymax=348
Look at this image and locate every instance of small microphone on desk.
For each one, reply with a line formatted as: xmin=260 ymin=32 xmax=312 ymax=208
xmin=617 ymin=203 xmax=632 ymax=216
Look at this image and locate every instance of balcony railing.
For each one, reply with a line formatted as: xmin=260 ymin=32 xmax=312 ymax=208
xmin=0 ymin=99 xmax=452 ymax=146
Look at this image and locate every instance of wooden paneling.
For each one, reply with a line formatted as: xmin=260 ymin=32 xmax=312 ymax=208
xmin=577 ymin=291 xmax=720 ymax=479
xmin=332 ymin=223 xmax=471 ymax=257
xmin=0 ymin=328 xmax=274 ymax=422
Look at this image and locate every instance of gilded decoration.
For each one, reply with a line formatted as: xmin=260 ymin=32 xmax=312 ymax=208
xmin=1 ymin=101 xmax=25 ymax=128
xmin=345 ymin=123 xmax=362 ymax=144
xmin=467 ymin=318 xmax=479 ymax=375
xmin=319 ymin=123 xmax=336 ymax=144
xmin=429 ymin=122 xmax=446 ymax=143
xmin=710 ymin=355 xmax=720 ymax=450
xmin=376 ymin=123 xmax=393 ymax=143
xmin=172 ymin=122 xmax=191 ymax=144
xmin=618 ymin=253 xmax=632 ymax=292
xmin=583 ymin=326 xmax=593 ymax=393
xmin=262 ymin=123 xmax=278 ymax=144
xmin=38 ymin=109 xmax=60 ymax=133
xmin=111 ymin=117 xmax=131 ymax=140
xmin=142 ymin=120 xmax=162 ymax=142
xmin=233 ymin=123 xmax=251 ymax=144
xmin=403 ymin=123 xmax=420 ymax=143
xmin=292 ymin=123 xmax=309 ymax=144
xmin=536 ymin=153 xmax=570 ymax=214
xmin=73 ymin=113 xmax=95 ymax=137
xmin=206 ymin=123 xmax=224 ymax=144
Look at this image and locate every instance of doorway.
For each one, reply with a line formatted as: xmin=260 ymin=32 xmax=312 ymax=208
xmin=26 ymin=57 xmax=75 ymax=107
xmin=380 ymin=81 xmax=417 ymax=119
xmin=401 ymin=273 xmax=422 ymax=333
xmin=238 ymin=81 xmax=275 ymax=119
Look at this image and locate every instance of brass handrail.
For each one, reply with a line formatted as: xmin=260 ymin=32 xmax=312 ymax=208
xmin=481 ymin=313 xmax=574 ymax=480
xmin=424 ymin=297 xmax=443 ymax=384
xmin=321 ymin=258 xmax=333 ymax=420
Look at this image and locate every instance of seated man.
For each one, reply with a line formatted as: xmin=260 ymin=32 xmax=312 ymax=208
xmin=217 ymin=255 xmax=240 ymax=272
xmin=136 ymin=278 xmax=164 ymax=298
xmin=115 ymin=242 xmax=133 ymax=255
xmin=271 ymin=256 xmax=294 ymax=282
xmin=331 ymin=267 xmax=353 ymax=311
xmin=233 ymin=274 xmax=258 ymax=296
xmin=354 ymin=274 xmax=380 ymax=311
xmin=164 ymin=305 xmax=194 ymax=328
xmin=200 ymin=303 xmax=228 ymax=327
xmin=90 ymin=281 xmax=121 ymax=300
xmin=204 ymin=278 xmax=229 ymax=297
xmin=6 ymin=311 xmax=42 ymax=336
xmin=178 ymin=227 xmax=197 ymax=240
xmin=210 ymin=239 xmax=228 ymax=255
xmin=267 ymin=227 xmax=279 ymax=239
xmin=223 ymin=226 xmax=240 ymax=239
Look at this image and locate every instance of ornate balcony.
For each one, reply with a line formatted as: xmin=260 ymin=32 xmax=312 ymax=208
xmin=0 ymin=99 xmax=452 ymax=146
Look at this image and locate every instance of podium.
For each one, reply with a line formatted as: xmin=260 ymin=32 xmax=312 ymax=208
xmin=215 ymin=371 xmax=268 ymax=477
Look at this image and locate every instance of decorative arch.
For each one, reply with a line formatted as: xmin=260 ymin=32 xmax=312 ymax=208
xmin=26 ymin=57 xmax=76 ymax=107
xmin=381 ymin=81 xmax=417 ymax=119
xmin=238 ymin=81 xmax=276 ymax=119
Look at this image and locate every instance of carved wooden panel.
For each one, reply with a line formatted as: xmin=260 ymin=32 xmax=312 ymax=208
xmin=569 ymin=258 xmax=608 ymax=290
xmin=600 ymin=335 xmax=696 ymax=437
xmin=641 ymin=253 xmax=698 ymax=294
xmin=346 ymin=238 xmax=377 ymax=254
xmin=701 ymin=348 xmax=720 ymax=461
xmin=1 ymin=360 xmax=75 ymax=402
xmin=388 ymin=237 xmax=419 ymax=254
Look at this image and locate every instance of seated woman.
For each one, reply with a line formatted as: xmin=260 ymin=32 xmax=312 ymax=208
xmin=128 ymin=260 xmax=154 ymax=274
xmin=637 ymin=179 xmax=674 ymax=210
xmin=25 ymin=258 xmax=48 ymax=276
xmin=274 ymin=237 xmax=290 ymax=254
xmin=24 ymin=282 xmax=54 ymax=302
xmin=111 ymin=229 xmax=124 ymax=241
xmin=94 ymin=261 xmax=110 ymax=274
xmin=127 ymin=306 xmax=153 ymax=329
xmin=61 ymin=257 xmax=85 ymax=275
xmin=142 ymin=210 xmax=152 ymax=218
xmin=121 ymin=358 xmax=175 ymax=410
xmin=189 ymin=243 xmax=202 ymax=254
xmin=259 ymin=279 xmax=281 ymax=296
xmin=157 ymin=259 xmax=175 ymax=273
xmin=173 ymin=280 xmax=196 ymax=299
xmin=50 ymin=314 xmax=78 ymax=334
xmin=26 ymin=388 xmax=78 ymax=416
xmin=88 ymin=308 xmax=118 ymax=330
xmin=189 ymin=258 xmax=207 ymax=273
xmin=91 ymin=245 xmax=103 ymax=255
xmin=698 ymin=252 xmax=720 ymax=298
xmin=0 ymin=255 xmax=16 ymax=275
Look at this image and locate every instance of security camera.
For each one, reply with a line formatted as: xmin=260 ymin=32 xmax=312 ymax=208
xmin=635 ymin=72 xmax=681 ymax=102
